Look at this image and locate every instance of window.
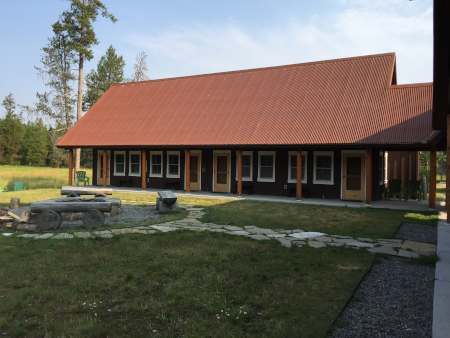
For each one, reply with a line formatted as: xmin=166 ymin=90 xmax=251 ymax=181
xmin=288 ymin=151 xmax=307 ymax=183
xmin=258 ymin=151 xmax=276 ymax=182
xmin=129 ymin=151 xmax=141 ymax=176
xmin=313 ymin=151 xmax=334 ymax=184
xmin=166 ymin=151 xmax=180 ymax=178
xmin=114 ymin=151 xmax=125 ymax=176
xmin=235 ymin=151 xmax=253 ymax=181
xmin=150 ymin=151 xmax=163 ymax=177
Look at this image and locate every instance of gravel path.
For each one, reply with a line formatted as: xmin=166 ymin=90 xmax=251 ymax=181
xmin=395 ymin=222 xmax=437 ymax=244
xmin=332 ymin=256 xmax=434 ymax=338
xmin=8 ymin=205 xmax=175 ymax=229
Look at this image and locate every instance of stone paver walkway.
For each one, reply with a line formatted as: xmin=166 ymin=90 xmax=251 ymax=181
xmin=0 ymin=206 xmax=436 ymax=257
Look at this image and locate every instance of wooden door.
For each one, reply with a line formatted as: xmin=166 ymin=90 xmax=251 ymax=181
xmin=342 ymin=153 xmax=365 ymax=200
xmin=98 ymin=152 xmax=110 ymax=186
xmin=214 ymin=153 xmax=230 ymax=192
xmin=190 ymin=154 xmax=200 ymax=191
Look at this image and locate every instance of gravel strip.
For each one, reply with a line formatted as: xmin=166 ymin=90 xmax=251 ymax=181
xmin=332 ymin=256 xmax=435 ymax=338
xmin=395 ymin=222 xmax=437 ymax=244
xmin=8 ymin=205 xmax=184 ymax=229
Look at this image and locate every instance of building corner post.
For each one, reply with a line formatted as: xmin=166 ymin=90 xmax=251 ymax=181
xmin=186 ymin=149 xmax=190 ymax=193
xmin=69 ymin=149 xmax=73 ymax=186
xmin=429 ymin=148 xmax=436 ymax=209
xmin=102 ymin=149 xmax=107 ymax=188
xmin=365 ymin=148 xmax=372 ymax=205
xmin=142 ymin=149 xmax=147 ymax=190
xmin=237 ymin=149 xmax=242 ymax=197
xmin=296 ymin=150 xmax=302 ymax=200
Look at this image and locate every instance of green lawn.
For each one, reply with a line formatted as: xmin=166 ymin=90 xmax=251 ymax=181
xmin=199 ymin=200 xmax=438 ymax=239
xmin=0 ymin=232 xmax=374 ymax=338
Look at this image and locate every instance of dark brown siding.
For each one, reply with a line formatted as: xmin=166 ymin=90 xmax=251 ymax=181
xmin=387 ymin=151 xmax=420 ymax=189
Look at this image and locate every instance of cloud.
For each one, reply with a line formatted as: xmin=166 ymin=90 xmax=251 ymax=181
xmin=126 ymin=1 xmax=432 ymax=84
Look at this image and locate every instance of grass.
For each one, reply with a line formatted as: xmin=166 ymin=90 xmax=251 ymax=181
xmin=0 ymin=231 xmax=374 ymax=337
xmin=411 ymin=254 xmax=440 ymax=266
xmin=199 ymin=201 xmax=438 ymax=239
xmin=0 ymin=165 xmax=92 ymax=191
xmin=437 ymin=182 xmax=445 ymax=201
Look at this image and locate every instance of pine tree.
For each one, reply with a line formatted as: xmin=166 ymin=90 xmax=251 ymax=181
xmin=0 ymin=94 xmax=24 ymax=164
xmin=83 ymin=45 xmax=125 ymax=110
xmin=133 ymin=51 xmax=150 ymax=82
xmin=21 ymin=119 xmax=50 ymax=166
xmin=53 ymin=0 xmax=117 ymax=175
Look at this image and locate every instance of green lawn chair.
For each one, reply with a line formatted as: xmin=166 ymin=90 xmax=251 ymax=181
xmin=386 ymin=179 xmax=402 ymax=200
xmin=14 ymin=182 xmax=26 ymax=191
xmin=403 ymin=180 xmax=422 ymax=202
xmin=76 ymin=171 xmax=90 ymax=186
xmin=0 ymin=187 xmax=7 ymax=192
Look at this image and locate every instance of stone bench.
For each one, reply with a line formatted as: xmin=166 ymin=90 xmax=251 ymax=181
xmin=156 ymin=190 xmax=179 ymax=213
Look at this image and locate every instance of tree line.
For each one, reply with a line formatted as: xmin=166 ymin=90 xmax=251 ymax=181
xmin=1 ymin=0 xmax=150 ymax=169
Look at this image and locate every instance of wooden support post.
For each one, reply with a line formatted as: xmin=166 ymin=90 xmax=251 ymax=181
xmin=429 ymin=148 xmax=436 ymax=209
xmin=447 ymin=115 xmax=450 ymax=223
xmin=296 ymin=150 xmax=302 ymax=200
xmin=69 ymin=149 xmax=73 ymax=186
xmin=237 ymin=149 xmax=242 ymax=197
xmin=142 ymin=149 xmax=147 ymax=190
xmin=186 ymin=149 xmax=190 ymax=193
xmin=102 ymin=149 xmax=107 ymax=188
xmin=365 ymin=148 xmax=372 ymax=205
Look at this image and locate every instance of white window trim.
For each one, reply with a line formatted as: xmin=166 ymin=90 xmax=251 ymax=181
xmin=129 ymin=151 xmax=141 ymax=177
xmin=113 ymin=151 xmax=126 ymax=176
xmin=235 ymin=151 xmax=253 ymax=182
xmin=288 ymin=151 xmax=307 ymax=184
xmin=384 ymin=152 xmax=388 ymax=184
xmin=149 ymin=151 xmax=163 ymax=178
xmin=257 ymin=151 xmax=276 ymax=182
xmin=166 ymin=151 xmax=180 ymax=178
xmin=313 ymin=151 xmax=334 ymax=185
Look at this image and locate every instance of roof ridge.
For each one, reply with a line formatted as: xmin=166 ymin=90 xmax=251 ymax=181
xmin=389 ymin=82 xmax=433 ymax=88
xmin=111 ymin=52 xmax=396 ymax=87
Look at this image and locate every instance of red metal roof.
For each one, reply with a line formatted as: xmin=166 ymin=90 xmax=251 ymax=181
xmin=57 ymin=53 xmax=433 ymax=148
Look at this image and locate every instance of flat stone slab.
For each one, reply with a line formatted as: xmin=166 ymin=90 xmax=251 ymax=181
xmin=74 ymin=232 xmax=93 ymax=238
xmin=206 ymin=224 xmax=223 ymax=229
xmin=308 ymin=240 xmax=326 ymax=248
xmin=357 ymin=237 xmax=376 ymax=243
xmin=374 ymin=240 xmax=401 ymax=248
xmin=18 ymin=234 xmax=38 ymax=238
xmin=228 ymin=230 xmax=249 ymax=235
xmin=397 ymin=249 xmax=420 ymax=258
xmin=277 ymin=237 xmax=293 ymax=248
xmin=333 ymin=238 xmax=374 ymax=248
xmin=327 ymin=242 xmax=344 ymax=247
xmin=93 ymin=231 xmax=113 ymax=238
xmin=224 ymin=225 xmax=243 ymax=231
xmin=313 ymin=236 xmax=333 ymax=242
xmin=368 ymin=245 xmax=398 ymax=256
xmin=150 ymin=225 xmax=178 ymax=232
xmin=209 ymin=229 xmax=227 ymax=232
xmin=52 ymin=233 xmax=74 ymax=239
xmin=2 ymin=233 xmax=14 ymax=237
xmin=291 ymin=229 xmax=304 ymax=233
xmin=112 ymin=228 xmax=134 ymax=235
xmin=35 ymin=233 xmax=54 ymax=239
xmin=377 ymin=239 xmax=403 ymax=245
xmin=331 ymin=235 xmax=352 ymax=239
xmin=290 ymin=232 xmax=326 ymax=240
xmin=267 ymin=234 xmax=286 ymax=238
xmin=401 ymin=240 xmax=437 ymax=253
xmin=247 ymin=234 xmax=270 ymax=240
xmin=277 ymin=230 xmax=292 ymax=234
xmin=131 ymin=229 xmax=148 ymax=234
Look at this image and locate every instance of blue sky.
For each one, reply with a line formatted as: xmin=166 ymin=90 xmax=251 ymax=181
xmin=0 ymin=0 xmax=433 ymax=119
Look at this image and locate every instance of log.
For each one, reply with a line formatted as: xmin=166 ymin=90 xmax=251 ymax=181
xmin=10 ymin=198 xmax=20 ymax=209
xmin=19 ymin=211 xmax=31 ymax=224
xmin=61 ymin=189 xmax=113 ymax=196
xmin=30 ymin=201 xmax=112 ymax=213
xmin=157 ymin=191 xmax=178 ymax=205
xmin=83 ymin=209 xmax=105 ymax=229
xmin=17 ymin=223 xmax=38 ymax=232
xmin=7 ymin=211 xmax=20 ymax=220
xmin=36 ymin=210 xmax=62 ymax=231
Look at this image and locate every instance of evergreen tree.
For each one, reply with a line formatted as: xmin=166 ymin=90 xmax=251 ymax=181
xmin=53 ymin=0 xmax=117 ymax=175
xmin=21 ymin=119 xmax=50 ymax=166
xmin=0 ymin=94 xmax=24 ymax=164
xmin=83 ymin=45 xmax=125 ymax=110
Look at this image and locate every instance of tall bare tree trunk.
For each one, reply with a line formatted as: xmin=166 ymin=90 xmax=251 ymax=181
xmin=75 ymin=52 xmax=84 ymax=176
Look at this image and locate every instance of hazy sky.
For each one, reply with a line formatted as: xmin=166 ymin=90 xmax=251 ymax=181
xmin=0 ymin=0 xmax=433 ymax=119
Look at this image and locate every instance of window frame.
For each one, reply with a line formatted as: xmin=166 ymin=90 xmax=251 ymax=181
xmin=257 ymin=151 xmax=276 ymax=182
xmin=235 ymin=151 xmax=253 ymax=182
xmin=166 ymin=151 xmax=180 ymax=178
xmin=129 ymin=151 xmax=141 ymax=177
xmin=113 ymin=151 xmax=126 ymax=176
xmin=288 ymin=151 xmax=307 ymax=184
xmin=313 ymin=151 xmax=334 ymax=185
xmin=150 ymin=151 xmax=163 ymax=178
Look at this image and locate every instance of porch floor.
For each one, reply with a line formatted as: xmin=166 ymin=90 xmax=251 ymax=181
xmin=63 ymin=185 xmax=444 ymax=212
